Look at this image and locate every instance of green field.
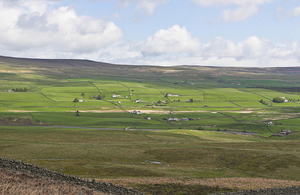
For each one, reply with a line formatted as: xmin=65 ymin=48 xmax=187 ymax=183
xmin=2 ymin=56 xmax=300 ymax=194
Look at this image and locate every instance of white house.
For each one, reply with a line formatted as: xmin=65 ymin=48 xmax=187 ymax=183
xmin=168 ymin=117 xmax=180 ymax=121
xmin=267 ymin=121 xmax=273 ymax=125
xmin=167 ymin=93 xmax=179 ymax=97
xmin=135 ymin=99 xmax=141 ymax=103
xmin=279 ymin=97 xmax=289 ymax=102
xmin=186 ymin=99 xmax=192 ymax=103
xmin=182 ymin=118 xmax=189 ymax=121
xmin=112 ymin=94 xmax=121 ymax=98
xmin=147 ymin=117 xmax=151 ymax=120
xmin=79 ymin=99 xmax=83 ymax=102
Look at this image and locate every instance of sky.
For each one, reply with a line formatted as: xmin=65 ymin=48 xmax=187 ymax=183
xmin=0 ymin=0 xmax=300 ymax=67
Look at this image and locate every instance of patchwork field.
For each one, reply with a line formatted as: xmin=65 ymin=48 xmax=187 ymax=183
xmin=1 ymin=56 xmax=300 ymax=194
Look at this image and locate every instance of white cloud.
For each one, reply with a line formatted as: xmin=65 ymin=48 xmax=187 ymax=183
xmin=287 ymin=6 xmax=300 ymax=18
xmin=222 ymin=5 xmax=259 ymax=22
xmin=0 ymin=1 xmax=123 ymax=54
xmin=190 ymin=0 xmax=272 ymax=22
xmin=98 ymin=25 xmax=299 ymax=67
xmin=140 ymin=25 xmax=201 ymax=55
xmin=190 ymin=0 xmax=272 ymax=7
xmin=117 ymin=0 xmax=169 ymax=15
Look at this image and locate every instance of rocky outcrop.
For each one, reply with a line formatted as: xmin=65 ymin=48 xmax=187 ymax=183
xmin=0 ymin=157 xmax=144 ymax=195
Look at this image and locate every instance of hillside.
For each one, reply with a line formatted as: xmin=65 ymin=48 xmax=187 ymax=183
xmin=1 ymin=55 xmax=300 ymax=86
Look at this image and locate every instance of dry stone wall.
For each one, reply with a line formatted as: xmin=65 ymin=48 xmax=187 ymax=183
xmin=0 ymin=157 xmax=145 ymax=195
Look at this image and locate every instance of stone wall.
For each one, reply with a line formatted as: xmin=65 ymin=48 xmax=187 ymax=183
xmin=0 ymin=157 xmax=145 ymax=195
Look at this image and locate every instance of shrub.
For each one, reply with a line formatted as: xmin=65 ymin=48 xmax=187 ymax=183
xmin=273 ymin=97 xmax=285 ymax=103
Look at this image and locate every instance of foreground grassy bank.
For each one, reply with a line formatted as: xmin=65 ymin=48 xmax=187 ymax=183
xmin=1 ymin=127 xmax=300 ymax=181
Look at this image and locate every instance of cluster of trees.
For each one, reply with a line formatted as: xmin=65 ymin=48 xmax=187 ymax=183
xmin=12 ymin=88 xmax=27 ymax=92
xmin=272 ymin=97 xmax=299 ymax=103
xmin=259 ymin=99 xmax=273 ymax=106
xmin=87 ymin=95 xmax=105 ymax=100
xmin=272 ymin=97 xmax=285 ymax=103
xmin=96 ymin=95 xmax=105 ymax=100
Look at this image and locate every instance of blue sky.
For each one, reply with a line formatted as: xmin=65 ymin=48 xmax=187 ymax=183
xmin=0 ymin=0 xmax=300 ymax=67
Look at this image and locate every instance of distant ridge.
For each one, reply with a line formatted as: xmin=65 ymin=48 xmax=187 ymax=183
xmin=1 ymin=55 xmax=300 ymax=81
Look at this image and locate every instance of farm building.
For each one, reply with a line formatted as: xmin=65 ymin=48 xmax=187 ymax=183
xmin=167 ymin=93 xmax=179 ymax=97
xmin=267 ymin=121 xmax=273 ymax=125
xmin=147 ymin=117 xmax=151 ymax=120
xmin=79 ymin=99 xmax=83 ymax=102
xmin=112 ymin=94 xmax=121 ymax=98
xmin=182 ymin=118 xmax=189 ymax=121
xmin=135 ymin=99 xmax=141 ymax=103
xmin=168 ymin=117 xmax=180 ymax=121
xmin=279 ymin=97 xmax=288 ymax=102
xmin=132 ymin=110 xmax=141 ymax=114
xmin=281 ymin=129 xmax=292 ymax=135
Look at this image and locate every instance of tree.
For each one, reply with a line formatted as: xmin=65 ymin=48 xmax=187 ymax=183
xmin=81 ymin=92 xmax=85 ymax=97
xmin=96 ymin=95 xmax=104 ymax=100
xmin=73 ymin=97 xmax=79 ymax=102
xmin=76 ymin=110 xmax=79 ymax=116
xmin=273 ymin=97 xmax=284 ymax=103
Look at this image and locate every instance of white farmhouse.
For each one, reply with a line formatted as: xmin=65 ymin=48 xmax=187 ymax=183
xmin=167 ymin=93 xmax=179 ymax=97
xmin=279 ymin=97 xmax=288 ymax=102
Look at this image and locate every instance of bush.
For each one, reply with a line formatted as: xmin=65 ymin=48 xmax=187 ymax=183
xmin=273 ymin=97 xmax=285 ymax=103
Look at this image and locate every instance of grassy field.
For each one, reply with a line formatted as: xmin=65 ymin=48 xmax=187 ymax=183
xmin=1 ymin=127 xmax=300 ymax=182
xmin=2 ymin=56 xmax=300 ymax=194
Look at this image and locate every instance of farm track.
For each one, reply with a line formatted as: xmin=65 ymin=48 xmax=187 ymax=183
xmin=0 ymin=125 xmax=169 ymax=131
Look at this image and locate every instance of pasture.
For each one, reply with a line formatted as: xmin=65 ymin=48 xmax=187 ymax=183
xmin=2 ymin=57 xmax=300 ymax=194
xmin=1 ymin=127 xmax=300 ymax=185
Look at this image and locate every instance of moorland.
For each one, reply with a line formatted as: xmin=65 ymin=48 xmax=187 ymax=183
xmin=1 ymin=55 xmax=300 ymax=194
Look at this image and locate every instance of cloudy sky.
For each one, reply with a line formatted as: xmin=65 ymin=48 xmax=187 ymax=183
xmin=0 ymin=0 xmax=300 ymax=67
